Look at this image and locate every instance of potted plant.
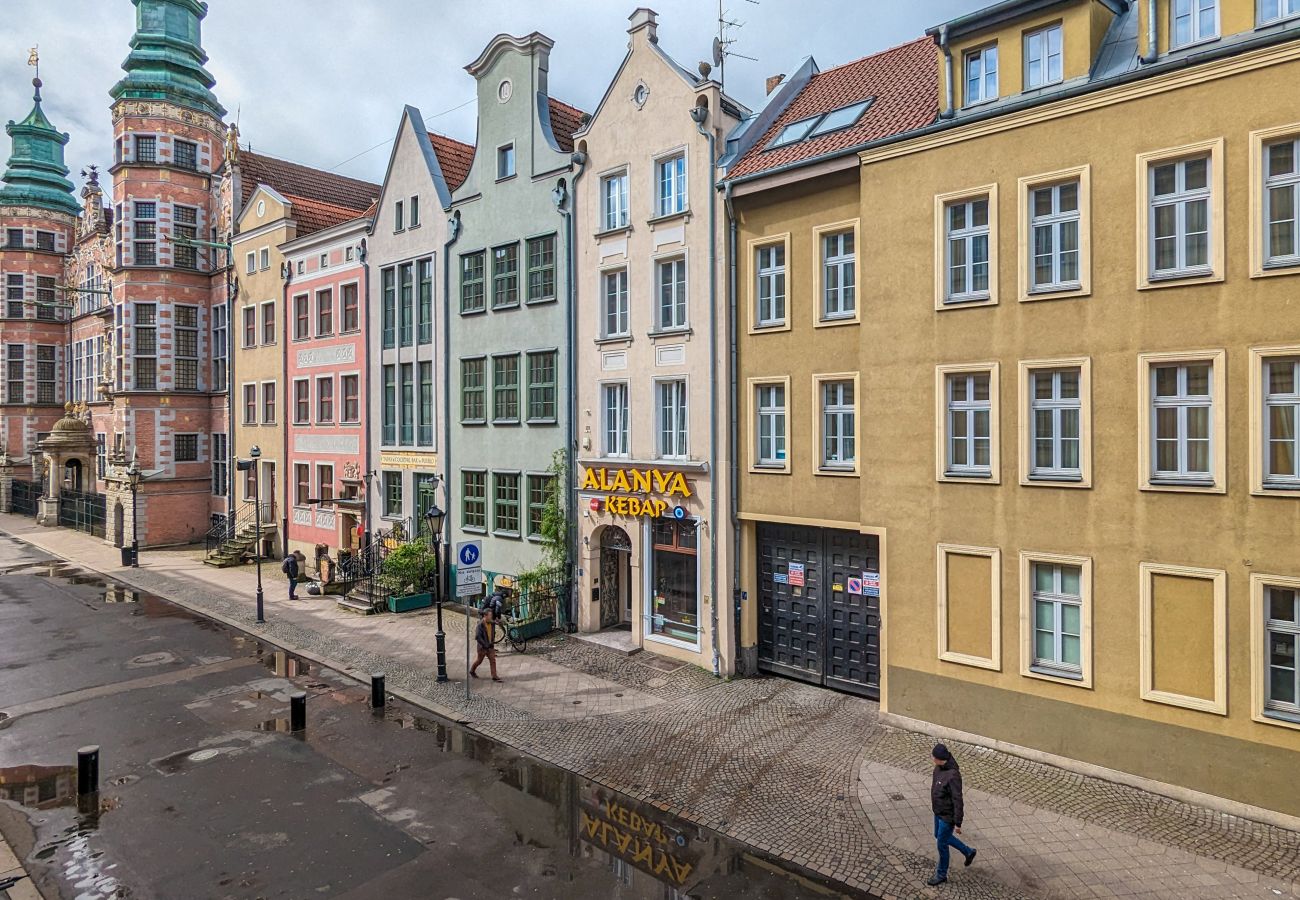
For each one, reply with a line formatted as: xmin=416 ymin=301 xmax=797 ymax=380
xmin=378 ymin=542 xmax=437 ymax=613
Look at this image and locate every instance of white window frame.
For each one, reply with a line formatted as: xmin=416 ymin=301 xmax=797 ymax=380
xmin=1020 ymin=551 xmax=1093 ymax=687
xmin=1137 ymin=140 xmax=1224 ymax=289
xmin=1028 ymin=366 xmax=1083 ymax=481
xmin=1028 ymin=561 xmax=1084 ymax=675
xmin=496 ymin=143 xmax=515 ymax=180
xmin=1138 ymin=350 xmax=1226 ymax=493
xmin=1171 ymin=0 xmax=1219 ymax=49
xmin=753 ymin=380 xmax=788 ymax=470
xmin=601 ymin=170 xmax=629 ymax=231
xmin=245 ymin=251 xmax=256 ymax=275
xmin=936 ymin=363 xmax=1000 ymax=483
xmin=1019 ymin=166 xmax=1091 ymax=301
xmin=819 ymin=227 xmax=857 ymax=322
xmin=1023 ymin=23 xmax=1063 ymax=89
xmin=963 ymin=44 xmax=998 ymax=106
xmin=656 ymin=378 xmax=689 ymax=460
xmin=1028 ymin=181 xmax=1082 ymax=292
xmin=655 ymin=255 xmax=687 ymax=332
xmin=602 ymin=382 xmax=630 ymax=458
xmin=1259 ymin=0 xmax=1300 ymax=23
xmin=751 ymin=237 xmax=789 ymax=330
xmin=655 ymin=152 xmax=687 ymax=218
xmin=1019 ymin=358 xmax=1091 ymax=487
xmin=1149 ymin=154 xmax=1213 ymax=279
xmin=601 ymin=267 xmax=629 ymax=338
xmin=1150 ymin=362 xmax=1213 ymax=484
xmin=815 ymin=375 xmax=858 ymax=474
xmin=1250 ymin=345 xmax=1300 ymax=496
xmin=936 ymin=186 xmax=998 ymax=308
xmin=1263 ymin=135 xmax=1300 ymax=268
xmin=1250 ymin=573 xmax=1300 ymax=731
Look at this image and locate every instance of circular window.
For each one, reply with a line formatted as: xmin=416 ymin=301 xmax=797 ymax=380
xmin=633 ymin=83 xmax=649 ymax=108
xmin=498 ymin=79 xmax=513 ymax=103
xmin=256 ymin=199 xmax=266 ymax=217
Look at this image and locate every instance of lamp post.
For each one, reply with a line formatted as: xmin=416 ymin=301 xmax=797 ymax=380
xmin=126 ymin=453 xmax=140 ymax=568
xmin=425 ymin=503 xmax=448 ymax=682
xmin=250 ymin=445 xmax=264 ymax=624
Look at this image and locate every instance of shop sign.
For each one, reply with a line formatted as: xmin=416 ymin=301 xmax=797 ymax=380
xmin=580 ymin=466 xmax=693 ymax=520
xmin=378 ymin=453 xmax=439 ymax=470
xmin=862 ymin=570 xmax=881 ymax=598
xmin=578 ymin=796 xmax=697 ymax=887
xmin=788 ymin=563 xmax=805 ymax=587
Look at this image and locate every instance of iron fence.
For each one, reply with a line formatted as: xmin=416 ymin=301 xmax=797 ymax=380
xmin=58 ymin=489 xmax=106 ymax=538
xmin=10 ymin=480 xmax=37 ymax=516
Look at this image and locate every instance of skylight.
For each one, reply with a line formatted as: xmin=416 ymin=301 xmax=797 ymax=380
xmin=770 ymin=117 xmax=819 ymax=148
xmin=766 ymin=99 xmax=874 ymax=150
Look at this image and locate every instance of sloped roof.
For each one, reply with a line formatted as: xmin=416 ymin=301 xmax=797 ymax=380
xmin=283 ymin=193 xmax=371 ymax=237
xmin=428 ymin=132 xmax=475 ymax=192
xmin=239 ymin=150 xmax=379 ymax=212
xmin=547 ymin=98 xmax=586 ymax=153
xmin=728 ymin=37 xmax=938 ymax=180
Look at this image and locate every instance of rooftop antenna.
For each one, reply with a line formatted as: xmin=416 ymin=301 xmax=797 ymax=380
xmin=714 ymin=0 xmax=759 ymax=93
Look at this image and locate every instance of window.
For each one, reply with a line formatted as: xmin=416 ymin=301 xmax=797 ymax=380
xmin=603 ymin=269 xmax=629 ymax=338
xmin=462 ymin=358 xmax=486 ymax=423
xmin=293 ymin=294 xmax=309 ymax=339
xmin=1257 ymin=352 xmax=1300 ymax=491
xmin=36 ymin=231 xmax=55 ymax=252
xmin=964 ymin=45 xmax=998 ymax=105
xmin=382 ymin=365 xmax=396 ymax=444
xmin=262 ymin=381 xmax=276 ymax=424
xmin=262 ymin=301 xmax=276 ymax=345
xmin=175 ymin=305 xmax=199 ymax=390
xmin=656 ymin=257 xmax=687 ymax=331
xmin=497 ymin=144 xmax=515 ymax=180
xmin=246 ymin=252 xmax=256 ymax=275
xmin=6 ymin=274 xmax=22 ymax=318
xmin=135 ymin=135 xmax=157 ymax=164
xmin=1264 ymin=136 xmax=1300 ymax=267
xmin=341 ymin=282 xmax=360 ymax=332
xmin=400 ymin=363 xmax=414 ymax=445
xmin=316 ymin=376 xmax=334 ymax=423
xmin=242 ymin=306 xmax=256 ymax=348
xmin=1024 ymin=24 xmax=1063 ymax=89
xmin=36 ymin=346 xmax=56 ymax=404
xmin=820 ymin=379 xmax=856 ymax=471
xmin=409 ymin=195 xmax=420 ymax=228
xmin=493 ymin=355 xmax=520 ymax=423
xmin=493 ymin=472 xmax=521 ymax=535
xmin=382 ymin=268 xmax=396 ymax=345
xmin=296 ymin=260 xmax=304 ymax=275
xmin=243 ymin=383 xmax=257 ymax=424
xmin=173 ymin=205 xmax=198 ymax=269
xmin=212 ymin=433 xmax=227 ymax=496
xmin=463 ymin=471 xmax=487 ymax=530
xmin=943 ymin=195 xmax=992 ymax=303
xmin=134 ymin=303 xmax=157 ymax=390
xmin=133 ymin=201 xmax=157 ymax=266
xmin=1251 ymin=575 xmax=1300 ymax=729
xmin=260 ymin=248 xmax=270 ymax=270
xmin=1151 ymin=362 xmax=1213 ymax=484
xmin=418 ymin=362 xmax=434 ymax=445
xmin=1024 ymin=363 xmax=1088 ymax=484
xmin=754 ymin=243 xmax=786 ymax=327
xmin=650 ymin=520 xmax=699 ymax=645
xmin=341 ymin=374 xmax=360 ymax=423
xmin=394 ymin=200 xmax=404 ymax=231
xmin=5 ymin=345 xmax=23 ymax=403
xmin=602 ymin=171 xmax=629 ymax=230
xmin=383 ymin=471 xmax=402 ymax=517
xmin=173 ymin=139 xmax=198 ymax=171
xmin=1030 ymin=562 xmax=1082 ymax=674
xmin=417 ymin=260 xmax=433 ymax=342
xmin=1029 ymin=181 xmax=1080 ymax=291
xmin=461 ymin=251 xmax=485 ymax=314
xmin=526 ymin=235 xmax=556 ymax=303
xmin=6 ymin=228 xmax=23 ymax=248
xmin=294 ymin=464 xmax=311 ymax=506
xmin=526 ymin=351 xmax=557 ymax=423
xmin=809 ymin=100 xmax=871 ymax=137
xmin=175 ymin=434 xmax=199 ymax=462
xmin=35 ymin=276 xmax=57 ymax=320
xmin=657 ymin=380 xmax=688 ymax=459
xmin=492 ymin=244 xmax=519 ymax=309
xmin=770 ymin=117 xmax=819 ymax=149
xmin=212 ymin=304 xmax=227 ymax=389
xmin=603 ymin=383 xmax=629 ymax=457
xmin=939 ymin=366 xmax=999 ymax=481
xmin=1172 ymin=0 xmax=1218 ymax=47
xmin=656 ymin=153 xmax=686 ymax=217
xmin=820 ymin=230 xmax=856 ymax=320
xmin=527 ymin=474 xmax=552 ymax=538
xmin=755 ymin=382 xmax=787 ymax=468
xmin=311 ymin=464 xmax=332 ymax=506
xmin=293 ymin=380 xmax=309 ymax=424
xmin=1260 ymin=0 xmax=1300 ymax=22
xmin=399 ymin=262 xmax=414 ymax=345
xmin=315 ymin=289 xmax=332 ymax=336
xmin=1150 ymin=155 xmax=1212 ymax=278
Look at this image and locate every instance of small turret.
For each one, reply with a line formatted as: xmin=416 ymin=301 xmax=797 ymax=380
xmin=0 ymin=77 xmax=80 ymax=217
xmin=111 ymin=0 xmax=225 ymax=120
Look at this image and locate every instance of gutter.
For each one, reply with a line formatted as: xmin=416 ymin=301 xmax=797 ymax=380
xmin=279 ymin=265 xmax=290 ymax=557
xmin=226 ymin=255 xmax=236 ymax=526
xmin=441 ymin=210 xmax=462 ymax=616
xmin=358 ymin=236 xmax=371 ymax=550
xmin=723 ymin=179 xmax=742 ymax=677
xmin=1141 ymin=0 xmax=1158 ymax=64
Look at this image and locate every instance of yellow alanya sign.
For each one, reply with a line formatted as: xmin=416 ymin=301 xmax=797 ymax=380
xmin=580 ymin=467 xmax=693 ymax=519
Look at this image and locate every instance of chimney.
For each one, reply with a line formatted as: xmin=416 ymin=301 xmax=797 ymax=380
xmin=628 ymin=7 xmax=659 ymax=44
xmin=765 ymin=74 xmax=786 ymax=95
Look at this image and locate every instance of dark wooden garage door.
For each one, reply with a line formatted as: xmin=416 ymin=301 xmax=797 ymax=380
xmin=756 ymin=523 xmax=880 ymax=698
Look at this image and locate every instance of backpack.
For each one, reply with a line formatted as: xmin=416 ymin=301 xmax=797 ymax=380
xmin=281 ymin=556 xmax=292 ymax=574
xmin=483 ymin=592 xmax=504 ymax=619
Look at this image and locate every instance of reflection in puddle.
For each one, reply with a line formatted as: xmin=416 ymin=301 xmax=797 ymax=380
xmin=102 ymin=585 xmax=138 ymax=604
xmin=0 ymin=764 xmax=77 ymax=809
xmin=262 ymin=649 xmax=311 ymax=678
xmin=256 ymin=718 xmax=291 ymax=733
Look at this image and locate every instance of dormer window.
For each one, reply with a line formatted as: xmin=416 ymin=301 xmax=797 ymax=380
xmin=1172 ymin=0 xmax=1218 ymax=49
xmin=965 ymin=45 xmax=999 ymax=106
xmin=767 ymin=100 xmax=872 ymax=150
xmin=1024 ymin=24 xmax=1063 ymax=89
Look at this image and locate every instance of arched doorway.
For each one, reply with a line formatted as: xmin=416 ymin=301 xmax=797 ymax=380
xmin=63 ymin=459 xmax=83 ymax=493
xmin=598 ymin=526 xmax=631 ymax=629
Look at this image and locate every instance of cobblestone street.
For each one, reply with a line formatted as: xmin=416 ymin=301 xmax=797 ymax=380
xmin=3 ymin=515 xmax=1298 ymax=900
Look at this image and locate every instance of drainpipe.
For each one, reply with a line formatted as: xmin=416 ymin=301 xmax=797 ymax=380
xmin=555 ymin=151 xmax=586 ymax=629
xmin=441 ymin=210 xmax=462 ymax=617
xmin=1141 ymin=0 xmax=1159 ymax=64
xmin=691 ymin=101 xmax=721 ymax=679
xmin=358 ymin=237 xmax=370 ymax=550
xmin=938 ymin=25 xmax=955 ymax=119
xmin=724 ymin=180 xmax=742 ymax=676
xmin=280 ymin=264 xmax=291 ymax=557
xmin=226 ymin=255 xmax=236 ymax=527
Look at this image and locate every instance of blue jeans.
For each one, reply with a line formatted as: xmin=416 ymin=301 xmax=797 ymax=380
xmin=934 ymin=816 xmax=973 ymax=879
xmin=287 ymin=574 xmax=297 ymax=598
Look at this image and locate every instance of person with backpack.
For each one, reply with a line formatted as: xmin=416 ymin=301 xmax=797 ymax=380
xmin=482 ymin=590 xmax=504 ymax=622
xmin=469 ymin=606 xmax=502 ymax=681
xmin=281 ymin=550 xmax=303 ymax=601
xmin=928 ymin=743 xmax=976 ymax=886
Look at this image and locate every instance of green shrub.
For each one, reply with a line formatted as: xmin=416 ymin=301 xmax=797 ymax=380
xmin=379 ymin=541 xmax=438 ymax=597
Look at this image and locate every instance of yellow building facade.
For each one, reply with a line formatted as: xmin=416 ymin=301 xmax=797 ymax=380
xmin=733 ymin=0 xmax=1300 ymax=822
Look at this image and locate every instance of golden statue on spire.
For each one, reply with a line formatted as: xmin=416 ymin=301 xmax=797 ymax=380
xmin=27 ymin=46 xmax=39 ymax=79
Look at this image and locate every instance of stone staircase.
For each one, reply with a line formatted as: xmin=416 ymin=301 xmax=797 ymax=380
xmin=203 ymin=522 xmax=274 ymax=568
xmin=338 ymin=578 xmax=385 ymax=615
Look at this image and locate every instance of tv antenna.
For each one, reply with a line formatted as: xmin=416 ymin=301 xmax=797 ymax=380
xmin=712 ymin=0 xmax=759 ymax=93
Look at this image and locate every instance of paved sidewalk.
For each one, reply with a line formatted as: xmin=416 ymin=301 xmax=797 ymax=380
xmin=4 ymin=515 xmax=1299 ymax=900
xmin=0 ymin=831 xmax=41 ymax=900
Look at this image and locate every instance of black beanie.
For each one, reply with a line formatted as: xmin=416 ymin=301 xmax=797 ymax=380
xmin=932 ymin=743 xmax=952 ymax=761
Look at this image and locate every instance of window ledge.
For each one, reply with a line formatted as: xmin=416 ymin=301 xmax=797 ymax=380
xmin=463 ymin=526 xmax=487 ymax=535
xmin=495 ymin=174 xmax=517 ymax=184
xmin=526 ymin=419 xmax=558 ymax=426
xmin=595 ymin=335 xmax=633 ymax=346
xmin=816 ymin=466 xmax=858 ymax=477
xmin=493 ymin=530 xmax=521 ymax=539
xmin=943 ymin=470 xmax=993 ymax=480
xmin=647 ymin=210 xmax=690 ymax=228
xmin=816 ymin=314 xmax=859 ymax=328
xmin=1261 ymin=258 xmax=1300 ymax=273
xmin=1260 ymin=482 xmax=1300 ymax=492
xmin=492 ymin=420 xmax=521 ymax=427
xmin=595 ymin=225 xmax=632 ymax=240
xmin=1149 ymin=477 xmax=1215 ymax=488
xmin=1262 ymin=707 xmax=1300 ymax=727
xmin=942 ymin=295 xmax=993 ymax=307
xmin=1030 ymin=665 xmax=1084 ymax=682
xmin=491 ymin=303 xmax=521 ymax=312
xmin=1028 ymin=473 xmax=1084 ymax=483
xmin=461 ymin=420 xmax=487 ymax=427
xmin=408 ymin=223 xmax=422 ymax=231
xmin=648 ymin=327 xmax=692 ymax=340
xmin=525 ymin=296 xmax=558 ymax=306
xmin=459 ymin=308 xmax=488 ymax=318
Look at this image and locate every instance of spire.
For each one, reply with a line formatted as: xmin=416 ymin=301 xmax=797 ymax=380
xmin=110 ymin=0 xmax=226 ymax=121
xmin=0 ymin=76 xmax=80 ymax=216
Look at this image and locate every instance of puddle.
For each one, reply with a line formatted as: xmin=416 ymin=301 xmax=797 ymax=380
xmin=255 ymin=718 xmax=292 ymax=733
xmin=0 ymin=764 xmax=78 ymax=809
xmin=261 ymin=649 xmax=311 ymax=677
xmin=101 ymin=585 xmax=139 ymax=604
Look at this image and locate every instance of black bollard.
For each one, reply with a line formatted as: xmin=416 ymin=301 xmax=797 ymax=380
xmin=77 ymin=745 xmax=100 ymax=796
xmin=370 ymin=673 xmax=386 ymax=709
xmin=290 ymin=691 xmax=307 ymax=732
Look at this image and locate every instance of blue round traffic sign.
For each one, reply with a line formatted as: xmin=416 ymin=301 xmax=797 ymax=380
xmin=459 ymin=544 xmax=480 ymax=566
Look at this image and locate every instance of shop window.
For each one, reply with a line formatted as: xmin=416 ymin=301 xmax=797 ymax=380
xmin=650 ymin=520 xmax=699 ymax=645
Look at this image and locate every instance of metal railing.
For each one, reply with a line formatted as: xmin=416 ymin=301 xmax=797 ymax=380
xmin=204 ymin=501 xmax=265 ymax=558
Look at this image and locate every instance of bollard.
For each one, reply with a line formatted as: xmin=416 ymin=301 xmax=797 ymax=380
xmin=370 ymin=673 xmax=386 ymax=709
xmin=290 ymin=691 xmax=307 ymax=732
xmin=77 ymin=745 xmax=100 ymax=796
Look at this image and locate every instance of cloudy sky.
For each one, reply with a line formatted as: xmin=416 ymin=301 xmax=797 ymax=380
xmin=3 ymin=0 xmax=983 ymax=188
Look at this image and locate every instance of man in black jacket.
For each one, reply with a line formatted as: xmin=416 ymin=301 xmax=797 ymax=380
xmin=928 ymin=743 xmax=976 ymax=886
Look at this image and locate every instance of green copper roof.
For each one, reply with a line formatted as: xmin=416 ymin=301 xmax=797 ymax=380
xmin=0 ymin=78 xmax=80 ymax=217
xmin=111 ymin=0 xmax=226 ymax=120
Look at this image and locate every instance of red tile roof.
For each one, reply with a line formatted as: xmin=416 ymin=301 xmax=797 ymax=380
xmin=728 ymin=36 xmax=939 ymax=180
xmin=239 ymin=150 xmax=379 ymax=213
xmin=428 ymin=132 xmax=475 ymax=192
xmin=547 ymin=97 xmax=586 ymax=153
xmin=284 ymin=193 xmax=371 ymax=237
